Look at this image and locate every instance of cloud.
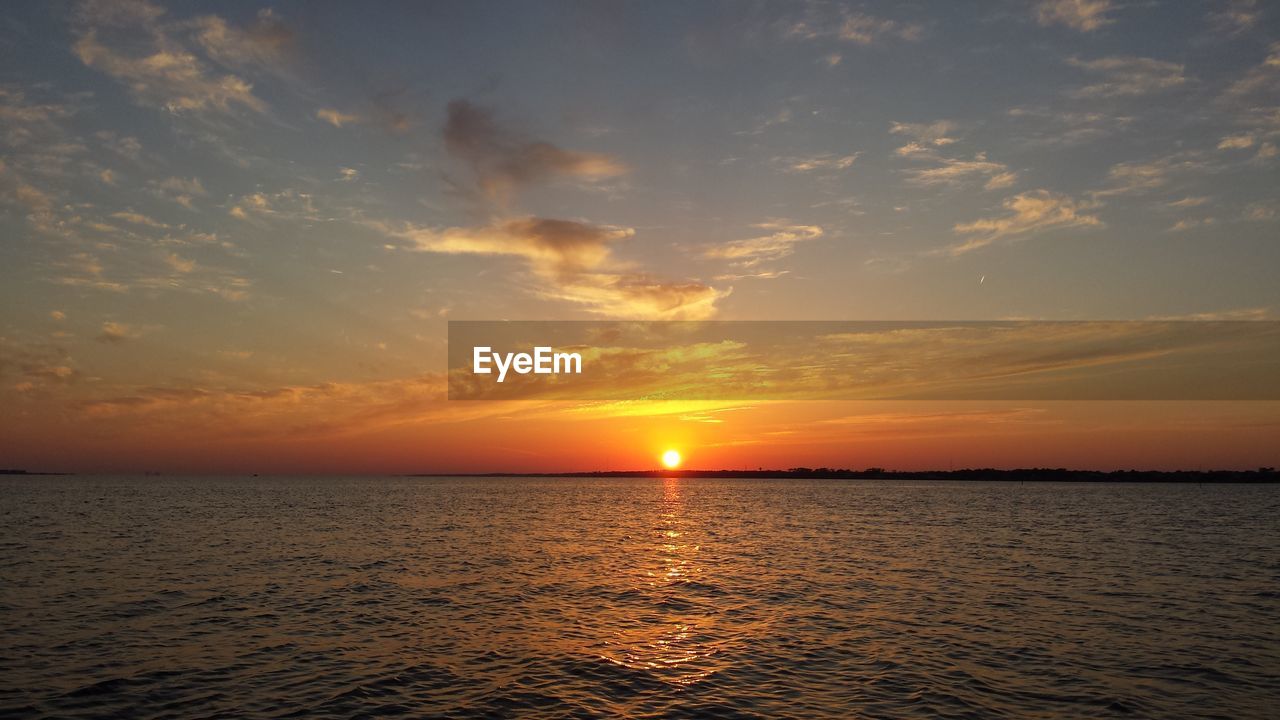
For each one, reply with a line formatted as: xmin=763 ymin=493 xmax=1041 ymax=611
xmin=889 ymin=121 xmax=1016 ymax=190
xmin=787 ymin=9 xmax=922 ymax=45
xmin=775 ymin=153 xmax=859 ymax=173
xmin=538 ymin=274 xmax=727 ymax=321
xmin=1221 ymin=43 xmax=1280 ymax=106
xmin=73 ymin=33 xmax=264 ymax=115
xmin=191 ymin=8 xmax=292 ymax=71
xmin=387 ymin=217 xmax=631 ymax=275
xmin=71 ymin=0 xmax=280 ymax=116
xmin=736 ymin=107 xmax=794 ymax=137
xmin=50 ymin=311 xmax=66 ymax=321
xmin=1068 ymin=56 xmax=1188 ymax=98
xmin=946 ymin=190 xmax=1102 ymax=255
xmin=443 ymin=99 xmax=627 ymax=203
xmin=95 ymin=131 xmax=143 ymax=160
xmin=339 ymin=167 xmax=359 ymax=182
xmin=1218 ymin=134 xmax=1256 ymax=149
xmin=375 ymin=217 xmax=726 ymax=319
xmin=227 ymin=189 xmax=317 ymax=222
xmin=1168 ymin=196 xmax=1209 ymax=208
xmin=1092 ymin=155 xmax=1207 ymax=197
xmin=317 ymin=108 xmax=361 ymax=128
xmin=904 ymin=152 xmax=1017 ymax=190
xmin=1034 ymin=0 xmax=1115 ymax=32
xmin=705 ymin=222 xmax=824 ymax=267
xmin=1209 ymin=0 xmax=1261 ymax=36
xmin=14 ymin=183 xmax=53 ymax=210
xmin=164 ymin=252 xmax=196 ymax=273
xmin=0 ymin=88 xmax=76 ymax=124
xmin=149 ymin=176 xmax=207 ymax=208
xmin=890 ymin=120 xmax=958 ymax=147
xmin=1006 ymin=107 xmax=1135 ymax=147
xmin=1244 ymin=203 xmax=1277 ymax=221
xmin=111 ymin=210 xmax=169 ymax=229
xmin=96 ymin=321 xmax=140 ymax=343
xmin=1168 ymin=217 xmax=1216 ymax=232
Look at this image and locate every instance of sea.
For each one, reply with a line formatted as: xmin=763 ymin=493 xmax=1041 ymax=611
xmin=2 ymin=476 xmax=1277 ymax=718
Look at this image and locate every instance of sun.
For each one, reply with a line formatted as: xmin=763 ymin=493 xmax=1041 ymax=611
xmin=661 ymin=449 xmax=682 ymax=469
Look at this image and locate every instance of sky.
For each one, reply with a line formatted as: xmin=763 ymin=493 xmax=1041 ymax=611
xmin=1 ymin=0 xmax=1278 ymax=473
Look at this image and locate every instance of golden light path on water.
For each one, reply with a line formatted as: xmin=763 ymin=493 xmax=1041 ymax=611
xmin=598 ymin=476 xmax=730 ymax=686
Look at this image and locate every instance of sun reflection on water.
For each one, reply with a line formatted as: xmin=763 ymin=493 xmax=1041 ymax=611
xmin=598 ymin=477 xmax=727 ymax=686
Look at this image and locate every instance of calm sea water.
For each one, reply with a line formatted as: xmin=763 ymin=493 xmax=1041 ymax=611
xmin=1 ymin=477 xmax=1278 ymax=718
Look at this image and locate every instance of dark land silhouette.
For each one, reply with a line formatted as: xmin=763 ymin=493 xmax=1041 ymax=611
xmin=409 ymin=467 xmax=1280 ymax=482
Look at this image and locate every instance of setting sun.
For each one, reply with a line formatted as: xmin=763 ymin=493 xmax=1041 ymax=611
xmin=662 ymin=449 xmax=682 ymax=469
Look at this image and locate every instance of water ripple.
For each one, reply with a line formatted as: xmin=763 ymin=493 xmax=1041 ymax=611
xmin=1 ymin=476 xmax=1277 ymax=718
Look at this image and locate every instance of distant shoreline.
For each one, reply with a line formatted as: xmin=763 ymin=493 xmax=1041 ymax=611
xmin=406 ymin=468 xmax=1280 ymax=483
xmin=4 ymin=468 xmax=1276 ymax=482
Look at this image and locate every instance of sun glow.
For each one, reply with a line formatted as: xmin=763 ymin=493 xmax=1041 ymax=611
xmin=662 ymin=449 xmax=682 ymax=469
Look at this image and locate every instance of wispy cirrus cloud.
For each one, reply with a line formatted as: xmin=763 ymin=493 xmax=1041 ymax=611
xmin=786 ymin=8 xmax=922 ymax=45
xmin=191 ymin=8 xmax=292 ymax=72
xmin=945 ymin=190 xmax=1102 ymax=255
xmin=148 ymin=176 xmax=206 ymax=208
xmin=317 ymin=108 xmax=362 ymax=128
xmin=889 ymin=120 xmax=959 ymax=148
xmin=705 ymin=222 xmax=824 ymax=268
xmin=889 ymin=120 xmax=1016 ymax=190
xmin=774 ymin=153 xmax=859 ymax=174
xmin=1208 ymin=0 xmax=1262 ymax=36
xmin=1220 ymin=42 xmax=1280 ymax=105
xmin=1034 ymin=0 xmax=1115 ymax=32
xmin=1006 ymin=107 xmax=1135 ymax=147
xmin=904 ymin=153 xmax=1018 ymax=191
xmin=1091 ymin=154 xmax=1209 ymax=197
xmin=1068 ymin=56 xmax=1188 ymax=98
xmin=72 ymin=0 xmax=281 ymax=116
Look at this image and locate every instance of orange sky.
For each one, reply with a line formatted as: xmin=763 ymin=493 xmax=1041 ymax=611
xmin=3 ymin=1 xmax=1279 ymax=473
xmin=4 ymin=395 xmax=1278 ymax=474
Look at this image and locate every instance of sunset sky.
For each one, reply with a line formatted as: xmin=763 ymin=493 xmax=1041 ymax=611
xmin=2 ymin=0 xmax=1278 ymax=473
